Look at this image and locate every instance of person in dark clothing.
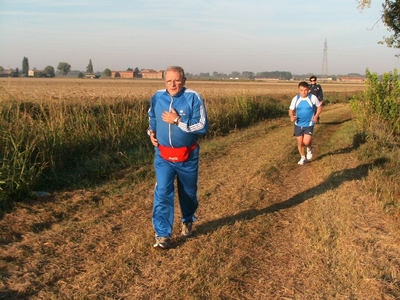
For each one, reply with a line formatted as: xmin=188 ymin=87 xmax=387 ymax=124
xmin=309 ymin=75 xmax=323 ymax=123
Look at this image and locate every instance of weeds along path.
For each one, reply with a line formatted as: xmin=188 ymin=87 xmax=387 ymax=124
xmin=1 ymin=104 xmax=399 ymax=299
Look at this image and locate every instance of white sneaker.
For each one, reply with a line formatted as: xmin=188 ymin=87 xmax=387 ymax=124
xmin=298 ymin=156 xmax=307 ymax=165
xmin=306 ymin=147 xmax=313 ymax=161
xmin=181 ymin=222 xmax=193 ymax=237
xmin=153 ymin=237 xmax=171 ymax=249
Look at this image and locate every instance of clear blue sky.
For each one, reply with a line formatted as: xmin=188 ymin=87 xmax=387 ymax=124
xmin=0 ymin=0 xmax=399 ymax=75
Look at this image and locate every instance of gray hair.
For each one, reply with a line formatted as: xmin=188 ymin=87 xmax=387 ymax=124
xmin=164 ymin=66 xmax=185 ymax=79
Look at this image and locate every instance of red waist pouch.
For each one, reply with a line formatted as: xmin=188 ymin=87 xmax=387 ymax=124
xmin=158 ymin=142 xmax=198 ymax=162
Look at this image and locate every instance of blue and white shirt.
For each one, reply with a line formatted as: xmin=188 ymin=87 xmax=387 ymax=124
xmin=289 ymin=94 xmax=321 ymax=127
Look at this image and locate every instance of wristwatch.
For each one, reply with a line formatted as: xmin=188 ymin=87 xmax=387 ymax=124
xmin=173 ymin=116 xmax=180 ymax=125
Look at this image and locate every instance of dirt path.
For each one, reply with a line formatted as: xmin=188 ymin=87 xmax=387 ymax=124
xmin=1 ymin=104 xmax=399 ymax=299
xmin=197 ymin=103 xmax=400 ymax=299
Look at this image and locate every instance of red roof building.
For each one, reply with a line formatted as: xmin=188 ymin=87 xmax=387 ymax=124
xmin=111 ymin=70 xmax=135 ymax=78
xmin=140 ymin=69 xmax=164 ymax=79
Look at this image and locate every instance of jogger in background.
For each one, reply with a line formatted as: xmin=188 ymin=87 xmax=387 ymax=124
xmin=289 ymin=81 xmax=322 ymax=165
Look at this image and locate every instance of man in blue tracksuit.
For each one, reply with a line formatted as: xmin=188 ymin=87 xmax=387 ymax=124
xmin=147 ymin=66 xmax=209 ymax=249
xmin=289 ymin=81 xmax=322 ymax=165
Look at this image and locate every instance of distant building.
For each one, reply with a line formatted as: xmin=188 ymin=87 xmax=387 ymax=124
xmin=254 ymin=78 xmax=280 ymax=81
xmin=28 ymin=69 xmax=42 ymax=77
xmin=111 ymin=70 xmax=135 ymax=78
xmin=84 ymin=73 xmax=97 ymax=79
xmin=336 ymin=76 xmax=365 ymax=82
xmin=140 ymin=69 xmax=164 ymax=79
xmin=317 ymin=77 xmax=333 ymax=82
xmin=110 ymin=69 xmax=164 ymax=79
xmin=0 ymin=70 xmax=12 ymax=77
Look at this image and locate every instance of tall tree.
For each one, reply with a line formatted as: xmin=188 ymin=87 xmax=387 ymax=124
xmin=86 ymin=59 xmax=94 ymax=73
xmin=242 ymin=71 xmax=255 ymax=79
xmin=358 ymin=0 xmax=400 ymax=53
xmin=57 ymin=62 xmax=71 ymax=76
xmin=43 ymin=65 xmax=55 ymax=78
xmin=22 ymin=57 xmax=29 ymax=77
xmin=104 ymin=68 xmax=112 ymax=77
xmin=381 ymin=0 xmax=400 ymax=50
xmin=229 ymin=71 xmax=240 ymax=78
xmin=134 ymin=67 xmax=140 ymax=77
xmin=13 ymin=68 xmax=20 ymax=77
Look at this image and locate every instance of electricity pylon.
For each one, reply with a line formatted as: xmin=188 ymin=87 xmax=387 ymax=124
xmin=321 ymin=39 xmax=328 ymax=78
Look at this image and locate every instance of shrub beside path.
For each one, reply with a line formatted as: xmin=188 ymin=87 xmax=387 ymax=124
xmin=1 ymin=103 xmax=399 ymax=299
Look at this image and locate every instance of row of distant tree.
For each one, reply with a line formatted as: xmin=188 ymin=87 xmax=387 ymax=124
xmin=186 ymin=71 xmax=293 ymax=80
xmin=1 ymin=58 xmax=142 ymax=79
xmin=1 ymin=57 xmax=364 ymax=80
xmin=0 ymin=57 xmax=70 ymax=78
xmin=0 ymin=58 xmax=95 ymax=78
xmin=0 ymin=57 xmax=291 ymax=79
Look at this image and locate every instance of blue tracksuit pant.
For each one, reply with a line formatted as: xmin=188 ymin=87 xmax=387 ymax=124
xmin=152 ymin=145 xmax=199 ymax=238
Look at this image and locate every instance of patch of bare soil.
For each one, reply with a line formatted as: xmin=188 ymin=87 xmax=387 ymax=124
xmin=1 ymin=104 xmax=399 ymax=299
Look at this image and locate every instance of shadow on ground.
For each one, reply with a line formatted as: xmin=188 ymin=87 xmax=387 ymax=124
xmin=195 ymin=157 xmax=387 ymax=236
xmin=0 ymin=290 xmax=29 ymax=300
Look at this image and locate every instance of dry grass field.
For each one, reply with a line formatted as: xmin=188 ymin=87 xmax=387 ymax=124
xmin=2 ymin=78 xmax=399 ymax=299
xmin=0 ymin=77 xmax=365 ymax=103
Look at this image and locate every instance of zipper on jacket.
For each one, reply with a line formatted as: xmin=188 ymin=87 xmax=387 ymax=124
xmin=168 ymin=96 xmax=174 ymax=147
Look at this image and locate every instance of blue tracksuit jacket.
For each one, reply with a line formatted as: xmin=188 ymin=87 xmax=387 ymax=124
xmin=148 ymin=87 xmax=208 ymax=147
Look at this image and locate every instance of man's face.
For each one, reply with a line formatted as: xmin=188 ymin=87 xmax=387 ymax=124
xmin=299 ymin=86 xmax=309 ymax=98
xmin=165 ymin=70 xmax=185 ymax=96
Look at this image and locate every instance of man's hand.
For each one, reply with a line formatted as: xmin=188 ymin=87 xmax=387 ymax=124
xmin=149 ymin=130 xmax=158 ymax=146
xmin=162 ymin=108 xmax=179 ymax=124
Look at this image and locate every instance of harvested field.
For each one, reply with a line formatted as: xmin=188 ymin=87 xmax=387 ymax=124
xmin=0 ymin=78 xmax=365 ymax=103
